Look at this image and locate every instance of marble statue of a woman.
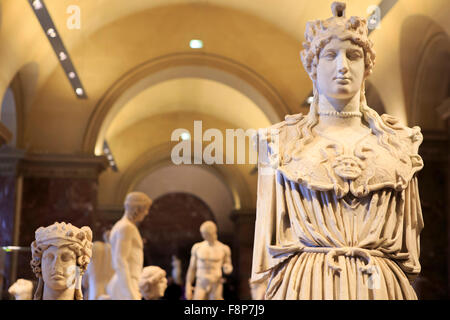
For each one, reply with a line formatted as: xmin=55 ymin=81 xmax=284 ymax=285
xmin=30 ymin=222 xmax=93 ymax=300
xmin=251 ymin=2 xmax=424 ymax=300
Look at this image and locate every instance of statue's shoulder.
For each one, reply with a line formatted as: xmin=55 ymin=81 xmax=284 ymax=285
xmin=191 ymin=241 xmax=203 ymax=254
xmin=218 ymin=241 xmax=231 ymax=253
xmin=111 ymin=218 xmax=136 ymax=237
xmin=256 ymin=113 xmax=305 ymax=144
xmin=379 ymin=113 xmax=423 ymax=154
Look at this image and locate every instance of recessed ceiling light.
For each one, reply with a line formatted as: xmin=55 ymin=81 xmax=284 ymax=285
xmin=189 ymin=39 xmax=203 ymax=49
xmin=181 ymin=132 xmax=191 ymax=140
xmin=68 ymin=72 xmax=76 ymax=79
xmin=75 ymin=88 xmax=84 ymax=96
xmin=47 ymin=28 xmax=56 ymax=38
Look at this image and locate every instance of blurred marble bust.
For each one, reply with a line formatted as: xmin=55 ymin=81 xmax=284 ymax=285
xmin=30 ymin=222 xmax=93 ymax=300
xmin=138 ymin=266 xmax=168 ymax=300
xmin=8 ymin=279 xmax=34 ymax=300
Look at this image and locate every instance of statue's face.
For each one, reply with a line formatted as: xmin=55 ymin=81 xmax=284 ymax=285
xmin=41 ymin=245 xmax=77 ymax=290
xmin=133 ymin=202 xmax=151 ymax=223
xmin=316 ymin=38 xmax=365 ymax=104
xmin=157 ymin=277 xmax=168 ymax=297
xmin=201 ymin=228 xmax=217 ymax=242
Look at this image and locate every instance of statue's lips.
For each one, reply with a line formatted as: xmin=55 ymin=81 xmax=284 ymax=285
xmin=335 ymin=78 xmax=351 ymax=84
xmin=51 ymin=274 xmax=64 ymax=280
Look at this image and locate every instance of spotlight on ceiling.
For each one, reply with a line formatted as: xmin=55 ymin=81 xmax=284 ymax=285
xmin=189 ymin=39 xmax=203 ymax=49
xmin=47 ymin=28 xmax=56 ymax=38
xmin=75 ymin=88 xmax=84 ymax=96
xmin=306 ymin=96 xmax=314 ymax=104
xmin=32 ymin=0 xmax=43 ymax=10
xmin=68 ymin=72 xmax=76 ymax=79
xmin=59 ymin=52 xmax=67 ymax=61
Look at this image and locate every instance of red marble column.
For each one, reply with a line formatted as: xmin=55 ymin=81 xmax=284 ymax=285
xmin=0 ymin=151 xmax=108 ymax=299
xmin=0 ymin=148 xmax=24 ymax=299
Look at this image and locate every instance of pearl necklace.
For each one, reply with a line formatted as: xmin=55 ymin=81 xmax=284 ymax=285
xmin=318 ymin=110 xmax=362 ymax=118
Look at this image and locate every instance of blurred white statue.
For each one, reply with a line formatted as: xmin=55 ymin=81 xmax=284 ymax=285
xmin=83 ymin=230 xmax=114 ymax=300
xmin=171 ymin=255 xmax=183 ymax=286
xmin=8 ymin=279 xmax=33 ymax=300
xmin=30 ymin=222 xmax=93 ymax=300
xmin=185 ymin=221 xmax=233 ymax=300
xmin=106 ymin=192 xmax=152 ymax=300
xmin=138 ymin=266 xmax=168 ymax=300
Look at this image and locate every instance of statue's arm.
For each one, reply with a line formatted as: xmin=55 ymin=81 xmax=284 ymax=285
xmin=400 ymin=176 xmax=424 ymax=282
xmin=251 ymin=132 xmax=278 ymax=285
xmin=222 ymin=245 xmax=233 ymax=275
xmin=110 ymin=225 xmax=136 ymax=299
xmin=185 ymin=244 xmax=198 ymax=300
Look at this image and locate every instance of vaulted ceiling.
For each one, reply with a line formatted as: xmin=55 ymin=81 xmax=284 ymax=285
xmin=0 ymin=0 xmax=448 ymax=220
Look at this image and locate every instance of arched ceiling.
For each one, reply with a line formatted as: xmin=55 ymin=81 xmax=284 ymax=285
xmin=0 ymin=0 xmax=448 ymax=209
xmin=106 ymin=77 xmax=271 ymax=141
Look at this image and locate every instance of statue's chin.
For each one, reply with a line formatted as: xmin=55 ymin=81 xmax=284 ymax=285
xmin=45 ymin=278 xmax=71 ymax=291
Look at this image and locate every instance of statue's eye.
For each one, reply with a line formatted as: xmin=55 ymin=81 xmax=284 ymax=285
xmin=347 ymin=50 xmax=363 ymax=60
xmin=61 ymin=252 xmax=74 ymax=262
xmin=323 ymin=51 xmax=336 ymax=60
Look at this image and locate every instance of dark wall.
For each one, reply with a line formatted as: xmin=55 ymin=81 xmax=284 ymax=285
xmin=413 ymin=131 xmax=449 ymax=299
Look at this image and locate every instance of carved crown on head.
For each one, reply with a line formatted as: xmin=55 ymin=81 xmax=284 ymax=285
xmin=34 ymin=222 xmax=93 ymax=248
xmin=300 ymin=2 xmax=375 ymax=79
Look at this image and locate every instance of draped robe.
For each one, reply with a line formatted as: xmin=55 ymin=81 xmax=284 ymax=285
xmin=251 ymin=113 xmax=424 ymax=300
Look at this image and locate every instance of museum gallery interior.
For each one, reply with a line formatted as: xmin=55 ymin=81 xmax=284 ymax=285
xmin=0 ymin=0 xmax=448 ymax=300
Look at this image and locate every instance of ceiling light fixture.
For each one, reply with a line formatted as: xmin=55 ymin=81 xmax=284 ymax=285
xmin=28 ymin=0 xmax=87 ymax=99
xmin=181 ymin=132 xmax=191 ymax=140
xmin=32 ymin=0 xmax=43 ymax=10
xmin=189 ymin=39 xmax=203 ymax=49
xmin=59 ymin=52 xmax=67 ymax=61
xmin=47 ymin=28 xmax=56 ymax=38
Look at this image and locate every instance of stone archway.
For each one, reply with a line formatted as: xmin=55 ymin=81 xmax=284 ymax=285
xmin=82 ymin=52 xmax=287 ymax=156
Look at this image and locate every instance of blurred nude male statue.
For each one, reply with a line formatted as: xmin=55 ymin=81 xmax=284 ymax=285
xmin=185 ymin=221 xmax=233 ymax=300
xmin=106 ymin=192 xmax=152 ymax=300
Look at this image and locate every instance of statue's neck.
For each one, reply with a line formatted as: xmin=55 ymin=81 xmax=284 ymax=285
xmin=316 ymin=91 xmax=363 ymax=129
xmin=43 ymin=285 xmax=75 ymax=300
xmin=123 ymin=214 xmax=137 ymax=225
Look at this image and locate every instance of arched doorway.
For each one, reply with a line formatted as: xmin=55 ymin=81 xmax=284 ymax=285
xmin=140 ymin=192 xmax=216 ymax=278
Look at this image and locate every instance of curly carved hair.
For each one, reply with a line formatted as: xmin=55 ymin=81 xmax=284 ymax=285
xmin=30 ymin=223 xmax=93 ymax=300
xmin=280 ymin=5 xmax=404 ymax=164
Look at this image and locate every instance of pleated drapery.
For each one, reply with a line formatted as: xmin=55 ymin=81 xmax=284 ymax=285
xmin=252 ymin=169 xmax=423 ymax=300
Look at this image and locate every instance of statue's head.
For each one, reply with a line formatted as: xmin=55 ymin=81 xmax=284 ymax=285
xmin=138 ymin=266 xmax=168 ymax=300
xmin=30 ymin=222 xmax=93 ymax=300
xmin=282 ymin=2 xmax=399 ymax=163
xmin=124 ymin=192 xmax=152 ymax=223
xmin=199 ymin=220 xmax=218 ymax=242
xmin=8 ymin=279 xmax=34 ymax=300
xmin=300 ymin=2 xmax=375 ymax=102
